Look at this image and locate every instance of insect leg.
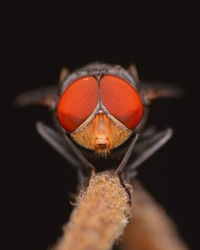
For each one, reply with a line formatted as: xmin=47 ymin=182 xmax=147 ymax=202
xmin=127 ymin=128 xmax=173 ymax=181
xmin=115 ymin=133 xmax=139 ymax=205
xmin=64 ymin=134 xmax=95 ymax=172
xmin=36 ymin=121 xmax=85 ymax=186
xmin=115 ymin=133 xmax=139 ymax=176
xmin=140 ymin=126 xmax=157 ymax=139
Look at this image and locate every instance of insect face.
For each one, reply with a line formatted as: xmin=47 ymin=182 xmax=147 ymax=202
xmin=15 ymin=61 xmax=177 ymax=175
xmin=57 ymin=72 xmax=143 ymax=156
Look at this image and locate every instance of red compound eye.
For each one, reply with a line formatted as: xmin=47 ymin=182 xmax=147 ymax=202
xmin=100 ymin=75 xmax=143 ymax=130
xmin=57 ymin=76 xmax=99 ymax=132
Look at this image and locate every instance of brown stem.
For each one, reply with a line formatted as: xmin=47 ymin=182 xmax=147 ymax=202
xmin=121 ymin=180 xmax=189 ymax=250
xmin=52 ymin=171 xmax=132 ymax=250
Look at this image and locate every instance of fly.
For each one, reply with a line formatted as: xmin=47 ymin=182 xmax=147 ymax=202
xmin=15 ymin=62 xmax=181 ymax=184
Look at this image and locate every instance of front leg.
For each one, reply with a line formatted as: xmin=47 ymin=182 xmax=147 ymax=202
xmin=126 ymin=128 xmax=173 ymax=181
xmin=36 ymin=121 xmax=87 ymax=186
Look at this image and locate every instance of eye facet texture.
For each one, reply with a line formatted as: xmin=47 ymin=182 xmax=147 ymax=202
xmin=100 ymin=75 xmax=143 ymax=129
xmin=57 ymin=76 xmax=99 ymax=132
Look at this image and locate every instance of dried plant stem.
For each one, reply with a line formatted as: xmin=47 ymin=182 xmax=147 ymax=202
xmin=121 ymin=180 xmax=189 ymax=250
xmin=53 ymin=171 xmax=132 ymax=250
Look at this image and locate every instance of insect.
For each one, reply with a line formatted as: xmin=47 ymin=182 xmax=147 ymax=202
xmin=15 ymin=62 xmax=180 ymax=185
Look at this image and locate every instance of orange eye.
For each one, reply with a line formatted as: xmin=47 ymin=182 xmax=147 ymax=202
xmin=57 ymin=76 xmax=99 ymax=132
xmin=100 ymin=75 xmax=143 ymax=129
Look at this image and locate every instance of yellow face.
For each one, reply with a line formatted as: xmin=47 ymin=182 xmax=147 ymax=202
xmin=71 ymin=112 xmax=132 ymax=157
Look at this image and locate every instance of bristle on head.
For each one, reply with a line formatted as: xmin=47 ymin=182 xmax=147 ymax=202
xmin=94 ymin=147 xmax=111 ymax=158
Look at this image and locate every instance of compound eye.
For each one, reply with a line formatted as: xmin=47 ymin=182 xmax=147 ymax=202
xmin=57 ymin=76 xmax=99 ymax=132
xmin=100 ymin=75 xmax=143 ymax=130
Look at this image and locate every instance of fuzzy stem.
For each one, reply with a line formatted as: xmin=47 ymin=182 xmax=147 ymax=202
xmin=53 ymin=171 xmax=132 ymax=250
xmin=121 ymin=180 xmax=189 ymax=250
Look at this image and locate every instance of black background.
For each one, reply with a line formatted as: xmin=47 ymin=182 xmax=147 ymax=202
xmin=3 ymin=1 xmax=199 ymax=250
